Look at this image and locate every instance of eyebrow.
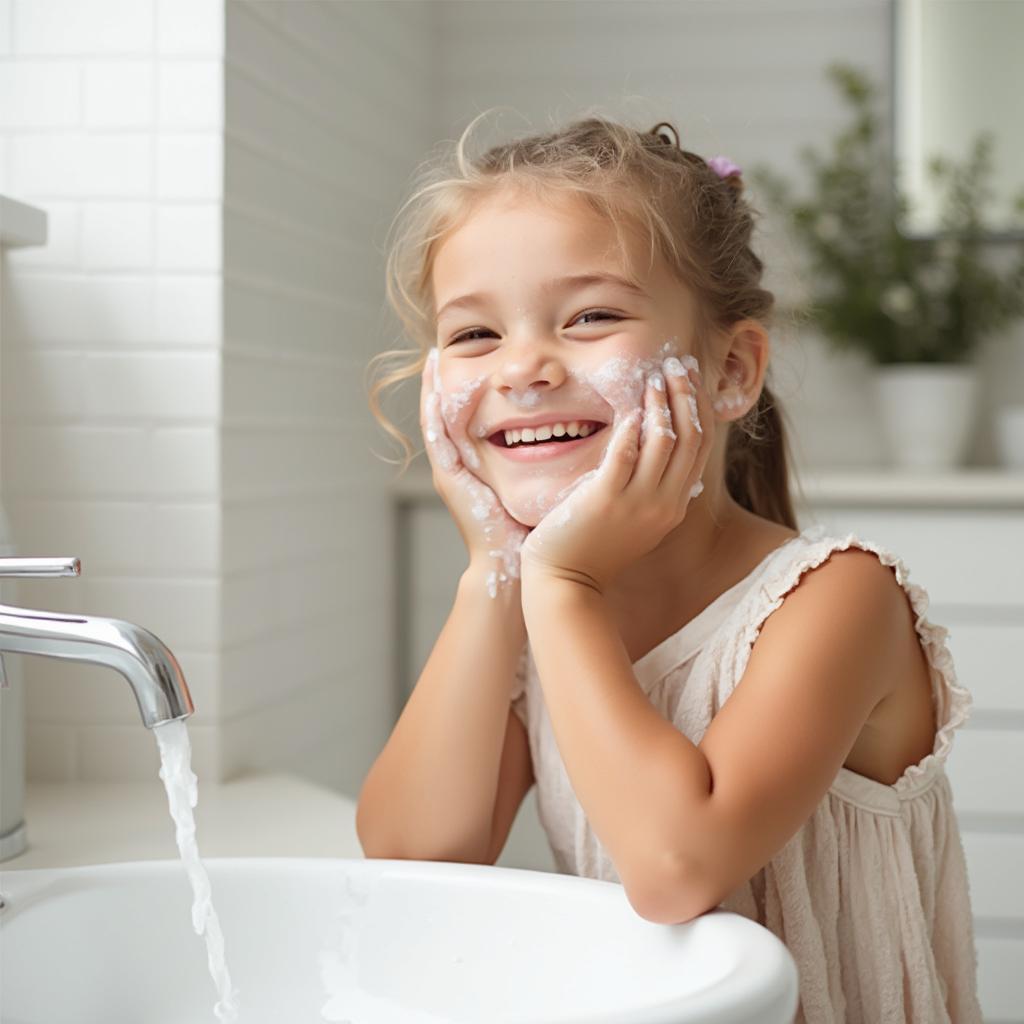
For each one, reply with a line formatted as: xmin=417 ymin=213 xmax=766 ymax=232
xmin=435 ymin=272 xmax=649 ymax=323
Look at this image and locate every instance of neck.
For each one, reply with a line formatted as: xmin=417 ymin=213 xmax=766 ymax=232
xmin=605 ymin=471 xmax=750 ymax=607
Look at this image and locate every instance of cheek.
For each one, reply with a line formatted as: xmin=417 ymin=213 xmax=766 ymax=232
xmin=437 ymin=365 xmax=488 ymax=433
xmin=569 ymin=337 xmax=683 ymax=421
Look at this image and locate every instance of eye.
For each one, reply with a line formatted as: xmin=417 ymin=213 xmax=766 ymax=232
xmin=574 ymin=309 xmax=621 ymax=327
xmin=448 ymin=309 xmax=621 ymax=344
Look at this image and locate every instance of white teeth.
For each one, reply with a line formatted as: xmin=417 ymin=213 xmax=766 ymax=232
xmin=501 ymin=420 xmax=602 ymax=447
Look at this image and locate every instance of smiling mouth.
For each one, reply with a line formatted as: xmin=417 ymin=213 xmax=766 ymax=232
xmin=488 ymin=421 xmax=608 ymax=449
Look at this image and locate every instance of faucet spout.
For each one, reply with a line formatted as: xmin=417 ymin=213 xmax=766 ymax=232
xmin=0 ymin=605 xmax=194 ymax=728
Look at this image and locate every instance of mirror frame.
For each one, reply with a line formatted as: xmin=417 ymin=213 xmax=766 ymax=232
xmin=890 ymin=0 xmax=1024 ymax=244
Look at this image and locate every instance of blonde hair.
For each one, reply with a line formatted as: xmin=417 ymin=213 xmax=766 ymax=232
xmin=366 ymin=111 xmax=802 ymax=528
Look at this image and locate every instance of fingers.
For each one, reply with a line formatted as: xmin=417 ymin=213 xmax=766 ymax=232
xmin=599 ymin=408 xmax=643 ymax=489
xmin=421 ymin=350 xmax=461 ymax=474
xmin=660 ymin=356 xmax=708 ymax=501
xmin=629 ymin=369 xmax=677 ymax=492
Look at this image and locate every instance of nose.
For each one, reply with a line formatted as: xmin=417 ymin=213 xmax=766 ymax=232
xmin=493 ymin=339 xmax=568 ymax=394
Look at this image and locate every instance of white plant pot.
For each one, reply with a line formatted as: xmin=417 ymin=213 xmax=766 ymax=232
xmin=873 ymin=363 xmax=980 ymax=470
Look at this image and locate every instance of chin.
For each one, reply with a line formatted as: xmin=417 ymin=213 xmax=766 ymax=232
xmin=491 ymin=478 xmax=582 ymax=529
xmin=480 ymin=441 xmax=610 ymax=527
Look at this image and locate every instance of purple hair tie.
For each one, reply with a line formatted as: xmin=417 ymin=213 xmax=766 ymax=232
xmin=707 ymin=155 xmax=742 ymax=179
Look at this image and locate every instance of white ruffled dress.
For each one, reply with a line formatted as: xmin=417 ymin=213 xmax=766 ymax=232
xmin=510 ymin=523 xmax=983 ymax=1024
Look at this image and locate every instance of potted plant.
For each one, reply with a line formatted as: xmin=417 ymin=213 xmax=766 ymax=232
xmin=749 ymin=62 xmax=1024 ymax=470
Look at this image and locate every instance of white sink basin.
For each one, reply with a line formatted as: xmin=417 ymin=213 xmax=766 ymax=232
xmin=0 ymin=857 xmax=798 ymax=1023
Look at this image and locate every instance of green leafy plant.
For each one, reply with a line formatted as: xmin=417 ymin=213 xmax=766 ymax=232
xmin=749 ymin=62 xmax=1024 ymax=365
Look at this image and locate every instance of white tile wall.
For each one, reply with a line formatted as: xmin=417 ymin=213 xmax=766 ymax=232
xmin=1 ymin=0 xmax=435 ymax=799
xmin=0 ymin=0 xmax=224 ymax=785
xmin=216 ymin=0 xmax=435 ymax=793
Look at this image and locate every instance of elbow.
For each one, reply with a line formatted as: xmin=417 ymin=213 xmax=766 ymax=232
xmin=628 ymin=852 xmax=720 ymax=925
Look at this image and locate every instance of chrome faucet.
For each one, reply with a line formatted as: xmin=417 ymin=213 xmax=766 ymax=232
xmin=0 ymin=556 xmax=194 ymax=861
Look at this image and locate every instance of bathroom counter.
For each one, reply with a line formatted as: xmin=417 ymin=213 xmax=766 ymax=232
xmin=0 ymin=773 xmax=363 ymax=871
xmin=389 ymin=461 xmax=1024 ymax=508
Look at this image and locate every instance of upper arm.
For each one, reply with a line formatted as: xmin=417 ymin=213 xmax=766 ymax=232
xmin=485 ymin=706 xmax=535 ymax=865
xmin=683 ymin=548 xmax=904 ymax=908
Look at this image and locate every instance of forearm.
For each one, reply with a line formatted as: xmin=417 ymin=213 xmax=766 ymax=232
xmin=357 ymin=566 xmax=527 ymax=863
xmin=521 ymin=573 xmax=712 ymax=902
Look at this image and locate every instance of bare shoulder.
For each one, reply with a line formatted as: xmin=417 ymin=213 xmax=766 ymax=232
xmin=753 ymin=544 xmax=910 ymax=709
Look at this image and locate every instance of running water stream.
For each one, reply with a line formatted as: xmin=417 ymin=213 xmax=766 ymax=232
xmin=154 ymin=719 xmax=240 ymax=1022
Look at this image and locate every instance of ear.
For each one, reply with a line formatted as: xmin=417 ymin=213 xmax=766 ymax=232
xmin=711 ymin=320 xmax=770 ymax=420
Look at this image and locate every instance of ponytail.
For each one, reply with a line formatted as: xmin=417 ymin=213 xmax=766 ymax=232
xmin=723 ymin=381 xmax=801 ymax=529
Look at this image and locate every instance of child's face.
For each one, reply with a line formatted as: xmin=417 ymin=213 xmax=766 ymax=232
xmin=430 ymin=189 xmax=701 ymax=527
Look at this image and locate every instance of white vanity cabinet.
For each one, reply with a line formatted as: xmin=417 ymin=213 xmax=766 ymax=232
xmin=392 ymin=464 xmax=1024 ymax=1022
xmin=798 ymin=470 xmax=1024 ymax=1024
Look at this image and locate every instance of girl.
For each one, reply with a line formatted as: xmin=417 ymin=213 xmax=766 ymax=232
xmin=356 ymin=114 xmax=982 ymax=1024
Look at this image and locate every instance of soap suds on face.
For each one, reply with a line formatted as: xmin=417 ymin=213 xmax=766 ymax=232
xmin=507 ymin=389 xmax=542 ymax=408
xmin=430 ymin=337 xmax=706 ymax=594
xmin=438 ymin=367 xmax=489 ymax=471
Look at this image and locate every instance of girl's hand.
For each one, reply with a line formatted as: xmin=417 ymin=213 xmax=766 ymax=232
xmin=520 ymin=356 xmax=713 ymax=593
xmin=420 ymin=348 xmax=529 ymax=595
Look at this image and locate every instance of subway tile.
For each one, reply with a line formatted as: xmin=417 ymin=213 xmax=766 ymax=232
xmin=84 ymin=61 xmax=154 ymax=128
xmin=221 ymin=679 xmax=346 ymax=780
xmin=14 ymin=0 xmax=155 ymax=55
xmin=1 ymin=348 xmax=88 ymax=419
xmin=84 ymin=352 xmax=220 ymax=420
xmin=0 ymin=60 xmax=81 ymax=128
xmin=26 ymin=720 xmax=77 ymax=782
xmin=0 ymin=0 xmax=10 ymax=55
xmin=219 ymin=628 xmax=300 ymax=720
xmin=155 ymin=275 xmax=221 ymax=345
xmin=79 ymin=134 xmax=154 ymax=197
xmin=156 ymin=203 xmax=221 ymax=271
xmin=4 ymin=276 xmax=154 ymax=346
xmin=6 ymin=499 xmax=148 ymax=570
xmin=221 ymin=569 xmax=277 ymax=648
xmin=12 ymin=132 xmax=153 ymax=198
xmin=149 ymin=427 xmax=219 ymax=496
xmin=151 ymin=502 xmax=220 ymax=574
xmin=157 ymin=0 xmax=223 ymax=56
xmin=157 ymin=133 xmax=223 ymax=199
xmin=9 ymin=134 xmax=84 ymax=196
xmin=159 ymin=60 xmax=223 ymax=127
xmin=4 ymin=426 xmax=150 ymax=497
xmin=82 ymin=201 xmax=154 ymax=270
